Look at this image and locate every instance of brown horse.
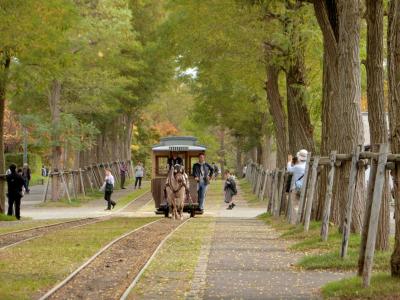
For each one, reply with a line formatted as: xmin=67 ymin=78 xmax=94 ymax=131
xmin=165 ymin=164 xmax=187 ymax=220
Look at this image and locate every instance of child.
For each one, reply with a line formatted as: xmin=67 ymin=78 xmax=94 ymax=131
xmin=224 ymin=170 xmax=237 ymax=209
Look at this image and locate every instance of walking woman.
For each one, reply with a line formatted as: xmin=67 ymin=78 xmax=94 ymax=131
xmin=134 ymin=161 xmax=144 ymax=189
xmin=101 ymin=168 xmax=116 ymax=210
xmin=224 ymin=170 xmax=237 ymax=209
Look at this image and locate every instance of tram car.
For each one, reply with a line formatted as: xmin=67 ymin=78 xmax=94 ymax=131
xmin=151 ymin=136 xmax=206 ymax=217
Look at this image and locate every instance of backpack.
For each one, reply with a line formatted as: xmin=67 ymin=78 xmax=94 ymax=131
xmin=295 ymin=175 xmax=304 ymax=192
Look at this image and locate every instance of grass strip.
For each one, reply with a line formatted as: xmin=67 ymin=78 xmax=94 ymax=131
xmin=322 ymin=273 xmax=400 ymax=299
xmin=130 ymin=217 xmax=214 ymax=299
xmin=0 ymin=217 xmax=157 ymax=300
xmin=0 ymin=214 xmax=17 ymax=222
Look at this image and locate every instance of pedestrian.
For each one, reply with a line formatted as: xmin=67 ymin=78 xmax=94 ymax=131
xmin=101 ymin=168 xmax=116 ymax=210
xmin=287 ymin=149 xmax=308 ymax=224
xmin=22 ymin=163 xmax=31 ymax=194
xmin=120 ymin=162 xmax=128 ymax=189
xmin=134 ymin=161 xmax=144 ymax=189
xmin=224 ymin=170 xmax=237 ymax=209
xmin=6 ymin=164 xmax=25 ymax=220
xmin=242 ymin=165 xmax=247 ymax=178
xmin=41 ymin=165 xmax=47 ymax=177
xmin=212 ymin=162 xmax=219 ymax=180
xmin=192 ymin=153 xmax=214 ymax=212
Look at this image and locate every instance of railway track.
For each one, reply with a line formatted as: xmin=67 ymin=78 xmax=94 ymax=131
xmin=40 ymin=218 xmax=190 ymax=300
xmin=0 ymin=191 xmax=153 ymax=250
xmin=0 ymin=217 xmax=107 ymax=250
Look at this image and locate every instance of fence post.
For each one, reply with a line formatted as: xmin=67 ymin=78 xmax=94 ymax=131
xmin=60 ymin=172 xmax=71 ymax=203
xmin=274 ymin=170 xmax=282 ymax=216
xmin=42 ymin=172 xmax=51 ymax=202
xmin=260 ymin=170 xmax=267 ymax=200
xmin=79 ymin=168 xmax=86 ymax=197
xmin=341 ymin=146 xmax=362 ymax=258
xmin=304 ymin=156 xmax=320 ymax=232
xmin=362 ymin=143 xmax=389 ymax=287
xmin=269 ymin=170 xmax=277 ymax=213
xmin=297 ymin=153 xmax=312 ymax=224
xmin=321 ymin=151 xmax=337 ymax=241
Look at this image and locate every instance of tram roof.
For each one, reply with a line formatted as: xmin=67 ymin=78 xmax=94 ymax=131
xmin=152 ymin=136 xmax=206 ymax=152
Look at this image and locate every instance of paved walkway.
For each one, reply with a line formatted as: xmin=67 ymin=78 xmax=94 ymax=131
xmin=189 ymin=186 xmax=349 ymax=300
xmin=12 ymin=183 xmax=150 ymax=220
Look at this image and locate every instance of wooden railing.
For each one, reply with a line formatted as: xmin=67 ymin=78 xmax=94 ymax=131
xmin=245 ymin=143 xmax=395 ymax=286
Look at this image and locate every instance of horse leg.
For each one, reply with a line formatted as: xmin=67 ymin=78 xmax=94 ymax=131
xmin=173 ymin=198 xmax=178 ymax=220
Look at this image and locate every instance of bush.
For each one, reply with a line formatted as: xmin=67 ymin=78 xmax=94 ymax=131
xmin=5 ymin=153 xmax=42 ymax=173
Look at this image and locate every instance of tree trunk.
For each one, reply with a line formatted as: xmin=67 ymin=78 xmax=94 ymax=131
xmin=364 ymin=0 xmax=390 ymax=253
xmin=388 ymin=0 xmax=400 ymax=277
xmin=0 ymin=55 xmax=10 ymax=213
xmin=286 ymin=47 xmax=315 ymax=156
xmin=335 ymin=0 xmax=365 ymax=233
xmin=235 ymin=137 xmax=243 ymax=177
xmin=313 ymin=0 xmax=340 ymax=223
xmin=265 ymin=65 xmax=289 ymax=169
xmin=49 ymin=80 xmax=63 ymax=201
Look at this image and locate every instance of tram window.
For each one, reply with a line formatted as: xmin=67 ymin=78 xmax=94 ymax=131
xmin=156 ymin=156 xmax=169 ymax=175
xmin=156 ymin=156 xmax=186 ymax=175
xmin=189 ymin=156 xmax=198 ymax=175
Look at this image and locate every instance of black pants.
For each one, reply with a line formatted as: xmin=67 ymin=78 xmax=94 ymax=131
xmin=120 ymin=174 xmax=126 ymax=189
xmin=8 ymin=196 xmax=21 ymax=219
xmin=104 ymin=191 xmax=116 ymax=209
xmin=135 ymin=177 xmax=142 ymax=188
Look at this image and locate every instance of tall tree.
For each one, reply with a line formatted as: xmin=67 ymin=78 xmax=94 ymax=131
xmin=358 ymin=0 xmax=390 ymax=274
xmin=388 ymin=0 xmax=400 ymax=277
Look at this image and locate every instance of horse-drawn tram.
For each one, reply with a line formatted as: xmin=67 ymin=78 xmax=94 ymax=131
xmin=151 ymin=136 xmax=206 ymax=218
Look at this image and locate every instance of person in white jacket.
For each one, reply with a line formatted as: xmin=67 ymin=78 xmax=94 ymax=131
xmin=101 ymin=168 xmax=116 ymax=210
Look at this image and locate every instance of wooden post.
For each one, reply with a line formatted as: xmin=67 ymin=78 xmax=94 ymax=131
xmin=341 ymin=146 xmax=362 ymax=258
xmin=286 ymin=190 xmax=293 ymax=223
xmin=280 ymin=171 xmax=289 ymax=215
xmin=79 ymin=168 xmax=86 ymax=197
xmin=269 ymin=170 xmax=277 ymax=214
xmin=260 ymin=170 xmax=268 ymax=201
xmin=362 ymin=143 xmax=389 ymax=287
xmin=277 ymin=170 xmax=286 ymax=216
xmin=60 ymin=172 xmax=71 ymax=203
xmin=304 ymin=156 xmax=320 ymax=232
xmin=85 ymin=169 xmax=95 ymax=193
xmin=274 ymin=170 xmax=283 ymax=216
xmin=71 ymin=171 xmax=78 ymax=200
xmin=297 ymin=153 xmax=312 ymax=224
xmin=321 ymin=151 xmax=337 ymax=241
xmin=42 ymin=172 xmax=51 ymax=202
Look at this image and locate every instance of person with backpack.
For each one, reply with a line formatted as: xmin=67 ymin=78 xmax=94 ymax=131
xmin=224 ymin=170 xmax=237 ymax=210
xmin=287 ymin=149 xmax=308 ymax=223
xmin=101 ymin=168 xmax=116 ymax=210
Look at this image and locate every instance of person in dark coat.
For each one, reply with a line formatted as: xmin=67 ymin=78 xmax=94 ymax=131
xmin=120 ymin=162 xmax=128 ymax=189
xmin=167 ymin=152 xmax=183 ymax=170
xmin=224 ymin=170 xmax=237 ymax=209
xmin=22 ymin=163 xmax=31 ymax=194
xmin=192 ymin=153 xmax=213 ymax=211
xmin=6 ymin=164 xmax=25 ymax=220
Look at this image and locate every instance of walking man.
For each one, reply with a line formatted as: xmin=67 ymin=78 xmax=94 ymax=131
xmin=6 ymin=164 xmax=25 ymax=220
xmin=120 ymin=162 xmax=128 ymax=189
xmin=192 ymin=153 xmax=213 ymax=212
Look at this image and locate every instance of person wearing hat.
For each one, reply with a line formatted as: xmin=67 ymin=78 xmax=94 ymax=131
xmin=6 ymin=164 xmax=25 ymax=220
xmin=287 ymin=149 xmax=308 ymax=224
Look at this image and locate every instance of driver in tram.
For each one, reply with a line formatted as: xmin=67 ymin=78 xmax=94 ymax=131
xmin=167 ymin=151 xmax=183 ymax=170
